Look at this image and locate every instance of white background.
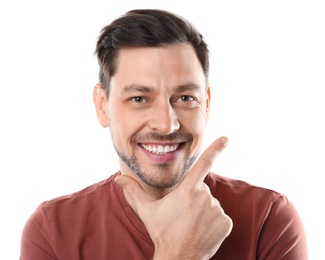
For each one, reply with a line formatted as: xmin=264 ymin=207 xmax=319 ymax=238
xmin=0 ymin=0 xmax=324 ymax=259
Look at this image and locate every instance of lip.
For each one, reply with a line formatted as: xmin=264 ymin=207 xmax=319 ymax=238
xmin=138 ymin=142 xmax=184 ymax=163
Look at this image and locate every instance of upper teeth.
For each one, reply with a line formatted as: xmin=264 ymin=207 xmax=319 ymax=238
xmin=141 ymin=144 xmax=179 ymax=154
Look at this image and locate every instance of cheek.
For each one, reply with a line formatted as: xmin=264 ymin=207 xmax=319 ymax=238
xmin=179 ymin=109 xmax=207 ymax=154
xmin=186 ymin=120 xmax=205 ymax=136
xmin=108 ymin=108 xmax=143 ymax=149
xmin=179 ymin=107 xmax=207 ymax=134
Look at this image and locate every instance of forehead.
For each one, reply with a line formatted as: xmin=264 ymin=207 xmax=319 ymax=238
xmin=111 ymin=43 xmax=206 ymax=90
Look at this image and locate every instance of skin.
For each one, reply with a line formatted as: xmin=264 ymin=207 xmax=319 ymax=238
xmin=94 ymin=43 xmax=209 ymax=198
xmin=93 ymin=43 xmax=232 ymax=259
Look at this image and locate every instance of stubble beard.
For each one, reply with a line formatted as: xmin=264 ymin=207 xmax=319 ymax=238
xmin=115 ymin=145 xmax=198 ymax=189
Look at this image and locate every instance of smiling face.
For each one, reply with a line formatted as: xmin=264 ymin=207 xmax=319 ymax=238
xmin=94 ymin=43 xmax=210 ymax=195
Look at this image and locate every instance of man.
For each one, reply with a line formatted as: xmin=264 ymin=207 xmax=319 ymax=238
xmin=20 ymin=9 xmax=308 ymax=259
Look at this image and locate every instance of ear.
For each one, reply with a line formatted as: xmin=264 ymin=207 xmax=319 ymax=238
xmin=93 ymin=84 xmax=109 ymax=127
xmin=205 ymin=86 xmax=211 ymax=125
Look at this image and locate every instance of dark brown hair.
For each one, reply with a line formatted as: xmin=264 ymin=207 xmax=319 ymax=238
xmin=95 ymin=9 xmax=209 ymax=96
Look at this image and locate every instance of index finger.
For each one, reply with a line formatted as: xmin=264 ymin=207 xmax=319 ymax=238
xmin=181 ymin=136 xmax=229 ymax=187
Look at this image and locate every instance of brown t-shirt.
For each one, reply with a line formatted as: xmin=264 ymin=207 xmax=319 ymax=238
xmin=20 ymin=172 xmax=308 ymax=259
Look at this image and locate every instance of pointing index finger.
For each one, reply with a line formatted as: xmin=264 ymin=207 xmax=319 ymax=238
xmin=182 ymin=136 xmax=229 ymax=187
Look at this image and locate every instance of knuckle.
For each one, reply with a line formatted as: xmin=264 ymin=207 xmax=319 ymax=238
xmin=200 ymin=157 xmax=213 ymax=170
xmin=213 ymin=144 xmax=223 ymax=154
xmin=126 ymin=186 xmax=137 ymax=200
xmin=220 ymin=215 xmax=233 ymax=236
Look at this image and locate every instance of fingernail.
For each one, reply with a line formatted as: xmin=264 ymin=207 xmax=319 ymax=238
xmin=221 ymin=136 xmax=229 ymax=146
xmin=115 ymin=176 xmax=124 ymax=186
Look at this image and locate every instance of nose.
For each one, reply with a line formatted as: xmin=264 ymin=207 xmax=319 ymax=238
xmin=147 ymin=101 xmax=180 ymax=135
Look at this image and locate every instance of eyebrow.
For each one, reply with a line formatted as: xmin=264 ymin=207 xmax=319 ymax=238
xmin=120 ymin=82 xmax=201 ymax=95
xmin=120 ymin=84 xmax=154 ymax=95
xmin=175 ymin=83 xmax=201 ymax=93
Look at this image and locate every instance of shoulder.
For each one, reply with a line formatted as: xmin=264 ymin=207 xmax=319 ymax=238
xmin=207 ymin=172 xmax=308 ymax=258
xmin=206 ymin=172 xmax=281 ymax=201
xmin=27 ymin=172 xmax=121 ymax=228
xmin=20 ymin=172 xmax=124 ymax=257
xmin=205 ymin=172 xmax=293 ymax=222
xmin=40 ymin=172 xmax=118 ymax=209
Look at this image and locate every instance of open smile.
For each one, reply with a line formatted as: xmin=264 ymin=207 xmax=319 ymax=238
xmin=138 ymin=142 xmax=185 ymax=162
xmin=140 ymin=143 xmax=180 ymax=154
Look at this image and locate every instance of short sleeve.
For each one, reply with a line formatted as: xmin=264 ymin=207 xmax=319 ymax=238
xmin=257 ymin=195 xmax=308 ymax=260
xmin=20 ymin=204 xmax=57 ymax=260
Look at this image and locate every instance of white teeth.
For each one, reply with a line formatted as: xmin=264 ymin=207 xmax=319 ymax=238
xmin=141 ymin=144 xmax=179 ymax=154
xmin=158 ymin=146 xmax=163 ymax=153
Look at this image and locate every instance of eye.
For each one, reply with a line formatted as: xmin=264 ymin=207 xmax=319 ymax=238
xmin=130 ymin=96 xmax=146 ymax=103
xmin=177 ymin=95 xmax=195 ymax=102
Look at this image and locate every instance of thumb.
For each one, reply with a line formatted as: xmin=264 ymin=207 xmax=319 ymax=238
xmin=115 ymin=175 xmax=154 ymax=215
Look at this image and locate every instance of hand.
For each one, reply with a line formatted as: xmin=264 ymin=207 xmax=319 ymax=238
xmin=115 ymin=136 xmax=233 ymax=260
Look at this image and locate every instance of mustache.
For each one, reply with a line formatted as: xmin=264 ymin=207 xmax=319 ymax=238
xmin=133 ymin=132 xmax=193 ymax=143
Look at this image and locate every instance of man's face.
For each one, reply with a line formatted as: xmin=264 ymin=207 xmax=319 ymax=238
xmin=97 ymin=43 xmax=210 ymax=191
